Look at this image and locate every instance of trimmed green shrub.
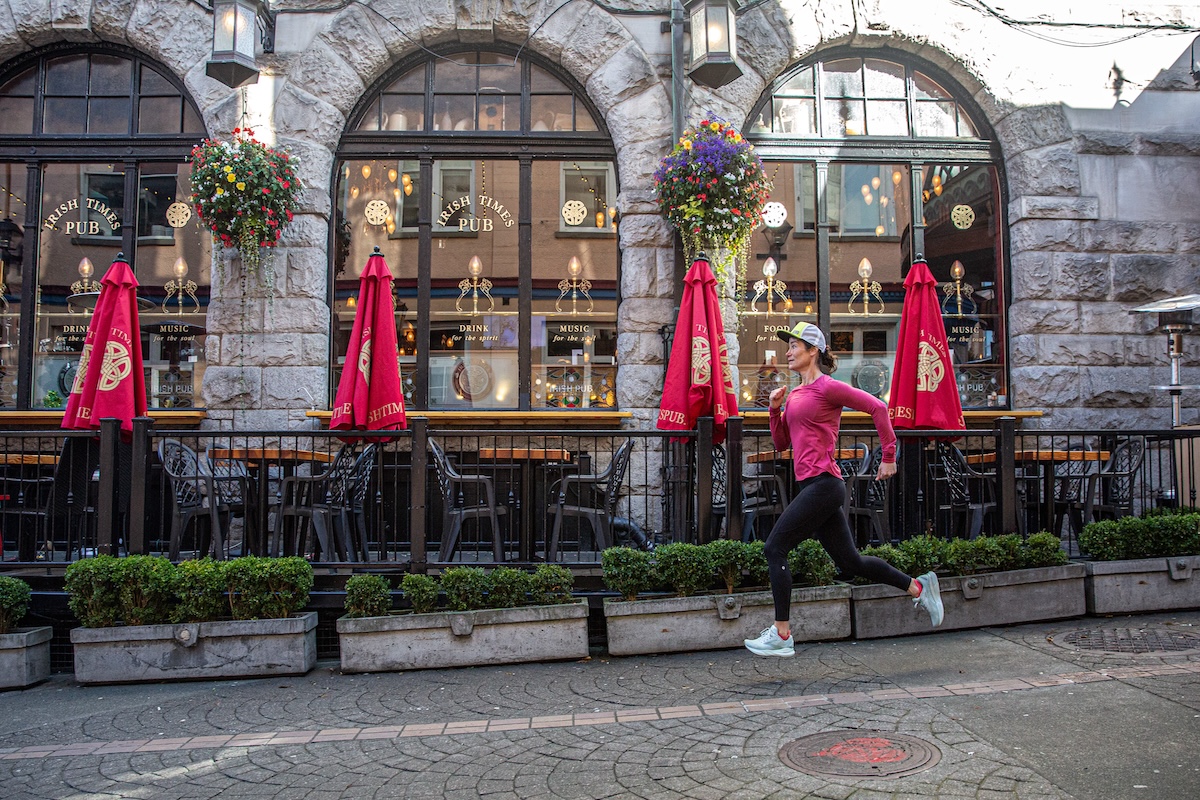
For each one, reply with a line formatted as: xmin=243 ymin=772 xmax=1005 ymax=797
xmin=601 ymin=547 xmax=654 ymax=601
xmin=707 ymin=539 xmax=750 ymax=594
xmin=400 ymin=573 xmax=439 ymax=614
xmin=487 ymin=567 xmax=532 ymax=609
xmin=344 ymin=574 xmax=392 ymax=618
xmin=531 ymin=563 xmax=575 ymax=605
xmin=943 ymin=538 xmax=994 ymax=576
xmin=224 ymin=556 xmax=313 ymax=620
xmin=172 ymin=559 xmax=227 ymax=623
xmin=788 ymin=539 xmax=837 ymax=587
xmin=897 ymin=535 xmax=946 ymax=577
xmin=1080 ymin=513 xmax=1200 ymax=561
xmin=744 ymin=540 xmax=769 ymax=587
xmin=117 ymin=555 xmax=177 ymax=626
xmin=1149 ymin=512 xmax=1200 ymax=557
xmin=653 ymin=542 xmax=713 ymax=597
xmin=0 ymin=575 xmax=31 ymax=634
xmin=861 ymin=543 xmax=907 ymax=574
xmin=1021 ymin=532 xmax=1068 ymax=567
xmin=65 ymin=555 xmax=123 ymax=628
xmin=441 ymin=566 xmax=489 ymax=611
xmin=991 ymin=534 xmax=1025 ymax=571
xmin=1078 ymin=519 xmax=1125 ymax=561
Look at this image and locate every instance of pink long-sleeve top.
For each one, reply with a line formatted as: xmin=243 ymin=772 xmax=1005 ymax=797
xmin=769 ymin=374 xmax=897 ymax=482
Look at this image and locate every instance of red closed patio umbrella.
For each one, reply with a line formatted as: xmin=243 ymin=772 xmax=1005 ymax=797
xmin=657 ymin=255 xmax=739 ymax=444
xmin=62 ymin=254 xmax=147 ymax=438
xmin=888 ymin=257 xmax=964 ymax=431
xmin=331 ymin=247 xmax=407 ymax=440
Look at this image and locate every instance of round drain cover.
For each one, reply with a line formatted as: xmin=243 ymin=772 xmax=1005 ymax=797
xmin=1056 ymin=628 xmax=1200 ymax=654
xmin=779 ymin=731 xmax=941 ymax=778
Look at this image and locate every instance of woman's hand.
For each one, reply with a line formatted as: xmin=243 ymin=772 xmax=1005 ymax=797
xmin=875 ymin=461 xmax=897 ymax=481
xmin=769 ymin=386 xmax=787 ymax=410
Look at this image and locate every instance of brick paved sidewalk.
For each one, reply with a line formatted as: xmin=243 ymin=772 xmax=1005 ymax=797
xmin=1 ymin=611 xmax=1197 ymax=799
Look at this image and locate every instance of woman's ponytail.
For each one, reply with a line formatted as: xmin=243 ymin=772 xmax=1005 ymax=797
xmin=818 ymin=349 xmax=838 ymax=375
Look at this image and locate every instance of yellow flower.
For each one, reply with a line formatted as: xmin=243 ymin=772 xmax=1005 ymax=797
xmin=682 ymin=139 xmax=692 ymax=151
xmin=223 ymin=165 xmax=233 ymax=172
xmin=236 ymin=182 xmax=246 ymax=191
xmin=226 ymin=173 xmax=237 ymax=182
xmin=216 ymin=187 xmax=224 ymax=195
xmin=709 ymin=122 xmax=720 ymax=132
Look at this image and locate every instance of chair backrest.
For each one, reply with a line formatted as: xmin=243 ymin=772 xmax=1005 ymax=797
xmin=601 ymin=439 xmax=634 ymax=515
xmin=862 ymin=446 xmax=889 ymax=507
xmin=347 ymin=444 xmax=378 ymax=508
xmin=1053 ymin=453 xmax=1095 ymax=502
xmin=428 ymin=437 xmax=458 ymax=501
xmin=935 ymin=441 xmax=971 ymax=507
xmin=1100 ymin=439 xmax=1144 ymax=505
xmin=203 ymin=453 xmax=251 ymax=505
xmin=318 ymin=445 xmax=360 ymax=504
xmin=703 ymin=445 xmax=727 ymax=509
xmin=158 ymin=438 xmax=204 ymax=509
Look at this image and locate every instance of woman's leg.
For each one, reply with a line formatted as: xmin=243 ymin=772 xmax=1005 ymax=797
xmin=762 ymin=474 xmax=846 ymax=634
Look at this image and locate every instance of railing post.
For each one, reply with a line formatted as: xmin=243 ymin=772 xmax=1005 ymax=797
xmin=697 ymin=417 xmax=713 ymax=543
xmin=726 ymin=417 xmax=743 ymax=541
xmin=409 ymin=417 xmax=428 ymax=572
xmin=994 ymin=416 xmax=1020 ymax=535
xmin=127 ymin=416 xmax=153 ymax=555
xmin=96 ymin=418 xmax=119 ymax=556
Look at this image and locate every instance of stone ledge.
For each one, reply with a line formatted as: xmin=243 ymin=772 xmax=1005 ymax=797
xmin=1009 ymin=196 xmax=1099 ymax=222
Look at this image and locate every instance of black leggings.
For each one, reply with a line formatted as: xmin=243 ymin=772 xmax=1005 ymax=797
xmin=764 ymin=472 xmax=912 ymax=622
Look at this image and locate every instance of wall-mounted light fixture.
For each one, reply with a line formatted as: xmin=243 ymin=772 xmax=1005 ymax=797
xmin=556 ymin=256 xmax=593 ymax=314
xmin=206 ymin=0 xmax=277 ymax=88
xmin=456 ymin=255 xmax=494 ymax=315
xmin=164 ymin=257 xmax=200 ymax=314
xmin=940 ymin=259 xmax=975 ymax=317
xmin=848 ymin=257 xmax=884 ymax=315
xmin=684 ymin=0 xmax=742 ymax=89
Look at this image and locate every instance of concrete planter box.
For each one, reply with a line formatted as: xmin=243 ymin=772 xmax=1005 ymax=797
xmin=337 ymin=600 xmax=590 ymax=673
xmin=851 ymin=564 xmax=1086 ymax=639
xmin=0 ymin=626 xmax=53 ymax=689
xmin=1085 ymin=556 xmax=1200 ymax=615
xmin=603 ymin=586 xmax=852 ymax=657
xmin=70 ymin=612 xmax=317 ymax=685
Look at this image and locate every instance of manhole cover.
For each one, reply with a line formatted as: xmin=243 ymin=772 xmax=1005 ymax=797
xmin=779 ymin=731 xmax=941 ymax=779
xmin=1056 ymin=628 xmax=1200 ymax=654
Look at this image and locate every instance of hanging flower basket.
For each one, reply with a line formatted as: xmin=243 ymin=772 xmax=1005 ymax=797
xmin=189 ymin=128 xmax=303 ymax=293
xmin=652 ymin=118 xmax=771 ymax=301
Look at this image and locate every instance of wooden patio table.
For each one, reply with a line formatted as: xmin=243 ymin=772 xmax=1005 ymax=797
xmin=966 ymin=449 xmax=1109 ymax=534
xmin=747 ymin=448 xmax=865 ymax=464
xmin=478 ymin=447 xmax=572 ymax=561
xmin=207 ymin=447 xmax=338 ymax=556
xmin=0 ymin=453 xmax=59 ymax=466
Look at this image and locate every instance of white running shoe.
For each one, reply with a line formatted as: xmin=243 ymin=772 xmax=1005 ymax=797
xmin=914 ymin=571 xmax=945 ymax=627
xmin=743 ymin=625 xmax=795 ymax=657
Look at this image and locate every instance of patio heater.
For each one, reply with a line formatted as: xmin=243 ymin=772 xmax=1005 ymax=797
xmin=1130 ymin=294 xmax=1200 ymax=427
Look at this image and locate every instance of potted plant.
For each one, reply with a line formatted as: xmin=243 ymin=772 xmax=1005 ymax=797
xmin=68 ymin=555 xmax=317 ymax=684
xmin=601 ymin=540 xmax=852 ymax=657
xmin=189 ymin=127 xmax=303 ymax=295
xmin=1078 ymin=511 xmax=1200 ymax=614
xmin=0 ymin=575 xmax=52 ymax=689
xmin=652 ymin=118 xmax=771 ymax=322
xmin=337 ymin=564 xmax=589 ymax=673
xmin=850 ymin=533 xmax=1084 ymax=639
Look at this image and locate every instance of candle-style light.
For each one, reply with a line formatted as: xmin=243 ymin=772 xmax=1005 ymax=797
xmin=848 ymin=257 xmax=884 ymax=315
xmin=72 ymin=257 xmax=97 ymax=294
xmin=556 ymin=255 xmax=593 ymax=314
xmin=749 ymin=256 xmax=788 ymax=316
xmin=456 ymin=254 xmax=494 ymax=315
xmin=163 ymin=256 xmax=199 ymax=314
xmin=940 ymin=258 xmax=975 ymax=317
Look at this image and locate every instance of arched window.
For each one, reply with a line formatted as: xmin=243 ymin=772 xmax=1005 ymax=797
xmin=335 ymin=47 xmax=618 ymax=411
xmin=744 ymin=54 xmax=1007 ymax=410
xmin=0 ymin=46 xmax=209 ymax=410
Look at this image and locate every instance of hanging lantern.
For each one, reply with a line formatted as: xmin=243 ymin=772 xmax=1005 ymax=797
xmin=684 ymin=0 xmax=743 ymax=89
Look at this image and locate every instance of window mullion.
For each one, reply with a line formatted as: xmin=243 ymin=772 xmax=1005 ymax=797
xmin=518 ymin=156 xmax=532 ymax=411
xmin=415 ymin=156 xmax=434 ymax=408
xmin=814 ymin=158 xmax=831 ymax=333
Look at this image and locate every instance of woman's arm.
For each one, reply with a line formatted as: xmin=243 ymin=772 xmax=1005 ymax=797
xmin=769 ymin=388 xmax=791 ymax=452
xmin=824 ymin=381 xmax=897 ymax=464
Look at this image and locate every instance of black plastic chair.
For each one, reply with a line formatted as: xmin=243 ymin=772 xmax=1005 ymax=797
xmin=0 ymin=467 xmax=55 ymax=561
xmin=158 ymin=438 xmax=224 ymax=560
xmin=547 ymin=439 xmax=634 ymax=561
xmin=1051 ymin=453 xmax=1097 ymax=547
xmin=276 ymin=444 xmax=357 ymax=560
xmin=307 ymin=443 xmax=377 ymax=562
xmin=847 ymin=446 xmax=891 ymax=546
xmin=430 ymin=437 xmax=507 ymax=562
xmin=1081 ymin=439 xmax=1144 ymax=524
xmin=202 ymin=451 xmax=259 ymax=557
xmin=932 ymin=441 xmax=999 ymax=539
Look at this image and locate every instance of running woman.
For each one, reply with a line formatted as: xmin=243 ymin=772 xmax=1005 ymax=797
xmin=744 ymin=321 xmax=944 ymax=657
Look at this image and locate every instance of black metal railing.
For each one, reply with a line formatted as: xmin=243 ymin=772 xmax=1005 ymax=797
xmin=1 ymin=416 xmax=1194 ymax=569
